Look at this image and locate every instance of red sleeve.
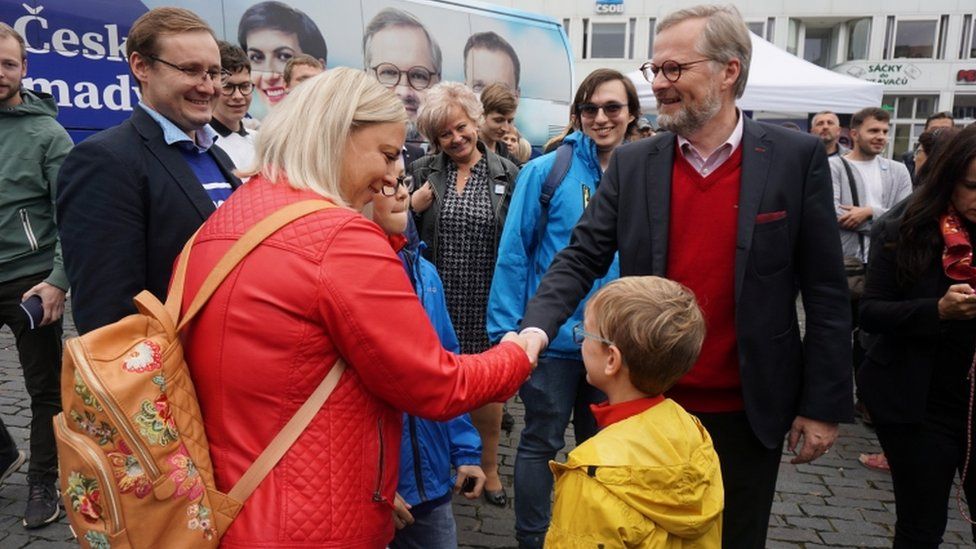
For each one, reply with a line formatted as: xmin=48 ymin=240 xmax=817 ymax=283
xmin=317 ymin=215 xmax=530 ymax=420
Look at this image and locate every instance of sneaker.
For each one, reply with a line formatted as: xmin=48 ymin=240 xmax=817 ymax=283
xmin=0 ymin=450 xmax=26 ymax=486
xmin=23 ymin=481 xmax=61 ymax=529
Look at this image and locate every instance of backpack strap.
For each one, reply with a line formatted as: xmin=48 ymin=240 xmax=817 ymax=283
xmin=228 ymin=358 xmax=347 ymax=503
xmin=166 ymin=199 xmax=337 ymax=331
xmin=839 ymin=157 xmax=866 ymax=262
xmin=531 ymin=142 xmax=574 ymax=255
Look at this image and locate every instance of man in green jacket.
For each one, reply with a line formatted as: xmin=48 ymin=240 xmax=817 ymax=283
xmin=0 ymin=22 xmax=72 ymax=529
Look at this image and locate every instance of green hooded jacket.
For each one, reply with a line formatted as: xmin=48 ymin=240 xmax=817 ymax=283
xmin=0 ymin=88 xmax=72 ymax=290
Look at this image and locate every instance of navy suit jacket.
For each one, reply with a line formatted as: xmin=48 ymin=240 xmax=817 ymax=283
xmin=57 ymin=107 xmax=241 ymax=334
xmin=520 ymin=117 xmax=853 ymax=447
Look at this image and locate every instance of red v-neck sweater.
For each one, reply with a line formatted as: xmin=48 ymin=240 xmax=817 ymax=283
xmin=665 ymin=144 xmax=745 ymax=413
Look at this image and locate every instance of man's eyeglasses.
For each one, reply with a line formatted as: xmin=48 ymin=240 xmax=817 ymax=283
xmin=220 ymin=81 xmax=254 ymax=96
xmin=577 ymin=102 xmax=626 ymax=119
xmin=639 ymin=59 xmax=711 ymax=84
xmin=372 ymin=63 xmax=439 ymax=91
xmin=147 ymin=55 xmax=222 ymax=83
xmin=572 ymin=323 xmax=613 ymax=346
xmin=379 ymin=174 xmax=413 ymax=196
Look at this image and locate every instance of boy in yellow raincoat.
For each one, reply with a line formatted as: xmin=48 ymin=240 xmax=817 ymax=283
xmin=546 ymin=276 xmax=724 ymax=548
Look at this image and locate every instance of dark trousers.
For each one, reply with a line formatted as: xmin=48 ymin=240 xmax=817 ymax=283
xmin=0 ymin=272 xmax=63 ymax=483
xmin=696 ymin=411 xmax=783 ymax=549
xmin=875 ymin=411 xmax=976 ymax=548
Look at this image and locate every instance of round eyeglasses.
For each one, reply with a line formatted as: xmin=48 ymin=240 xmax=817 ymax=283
xmin=371 ymin=63 xmax=439 ymax=91
xmin=639 ymin=59 xmax=711 ymax=83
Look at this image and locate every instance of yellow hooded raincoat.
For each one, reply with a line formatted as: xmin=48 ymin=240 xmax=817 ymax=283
xmin=545 ymin=399 xmax=724 ymax=548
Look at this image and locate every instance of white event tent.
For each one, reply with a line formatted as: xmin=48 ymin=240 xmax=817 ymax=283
xmin=627 ymin=32 xmax=884 ymax=115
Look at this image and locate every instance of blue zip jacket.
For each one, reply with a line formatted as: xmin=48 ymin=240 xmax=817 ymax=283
xmin=397 ymin=218 xmax=482 ymax=509
xmin=487 ymin=131 xmax=620 ymax=359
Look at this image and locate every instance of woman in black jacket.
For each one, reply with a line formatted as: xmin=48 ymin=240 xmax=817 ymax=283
xmin=407 ymin=81 xmax=519 ymax=507
xmin=859 ymin=124 xmax=976 ymax=548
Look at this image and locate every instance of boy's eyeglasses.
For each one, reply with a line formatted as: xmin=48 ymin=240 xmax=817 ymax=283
xmin=220 ymin=81 xmax=254 ymax=96
xmin=572 ymin=323 xmax=613 ymax=346
xmin=378 ymin=174 xmax=413 ymax=197
xmin=577 ymin=102 xmax=626 ymax=119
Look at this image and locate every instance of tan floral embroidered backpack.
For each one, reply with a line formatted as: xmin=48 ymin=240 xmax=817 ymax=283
xmin=54 ymin=201 xmax=345 ymax=548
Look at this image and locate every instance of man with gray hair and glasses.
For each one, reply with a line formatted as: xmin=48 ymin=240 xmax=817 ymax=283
xmin=363 ymin=7 xmax=441 ymax=144
xmin=517 ymin=5 xmax=852 ymax=547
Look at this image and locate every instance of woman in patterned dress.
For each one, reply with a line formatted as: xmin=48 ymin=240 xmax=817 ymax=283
xmin=408 ymin=82 xmax=520 ymax=506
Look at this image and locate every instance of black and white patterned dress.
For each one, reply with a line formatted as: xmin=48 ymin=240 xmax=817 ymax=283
xmin=437 ymin=158 xmax=495 ymax=354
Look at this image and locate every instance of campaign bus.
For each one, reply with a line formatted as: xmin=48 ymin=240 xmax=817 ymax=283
xmin=0 ymin=0 xmax=574 ymax=145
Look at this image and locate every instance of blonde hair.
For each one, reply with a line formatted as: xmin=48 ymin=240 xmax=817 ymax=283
xmin=240 ymin=67 xmax=407 ymax=204
xmin=587 ymin=276 xmax=705 ymax=396
xmin=516 ymin=137 xmax=531 ymax=164
xmin=416 ymin=81 xmax=483 ymax=153
xmin=657 ymin=4 xmax=752 ymax=98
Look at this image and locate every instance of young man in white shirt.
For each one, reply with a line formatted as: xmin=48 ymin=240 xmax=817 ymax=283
xmin=830 ymin=107 xmax=912 ymax=264
xmin=211 ymin=41 xmax=257 ymax=172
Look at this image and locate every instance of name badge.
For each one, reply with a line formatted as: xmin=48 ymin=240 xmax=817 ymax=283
xmin=494 ymin=184 xmax=506 ymax=195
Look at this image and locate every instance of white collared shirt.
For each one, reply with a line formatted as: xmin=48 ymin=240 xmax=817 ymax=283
xmin=676 ymin=109 xmax=744 ymax=177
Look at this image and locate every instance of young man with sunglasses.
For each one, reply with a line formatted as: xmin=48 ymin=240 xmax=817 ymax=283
xmin=58 ymin=8 xmax=241 ymax=334
xmin=211 ymin=41 xmax=257 ymax=172
xmin=487 ymin=68 xmax=638 ymax=549
xmin=518 ymin=5 xmax=852 ymax=548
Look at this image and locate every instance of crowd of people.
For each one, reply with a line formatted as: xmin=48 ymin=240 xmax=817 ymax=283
xmin=1 ymin=1 xmax=976 ymax=548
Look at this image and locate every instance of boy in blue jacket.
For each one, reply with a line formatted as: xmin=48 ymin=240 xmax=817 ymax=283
xmin=371 ymin=172 xmax=486 ymax=548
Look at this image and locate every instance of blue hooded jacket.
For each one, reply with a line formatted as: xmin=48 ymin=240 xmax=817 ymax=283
xmin=488 ymin=131 xmax=620 ymax=358
xmin=396 ymin=218 xmax=482 ymax=510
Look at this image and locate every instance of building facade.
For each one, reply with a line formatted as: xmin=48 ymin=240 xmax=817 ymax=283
xmin=480 ymin=0 xmax=976 ymax=158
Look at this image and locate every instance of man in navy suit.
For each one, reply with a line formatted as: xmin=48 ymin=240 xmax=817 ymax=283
xmin=519 ymin=5 xmax=852 ymax=548
xmin=58 ymin=7 xmax=240 ymax=334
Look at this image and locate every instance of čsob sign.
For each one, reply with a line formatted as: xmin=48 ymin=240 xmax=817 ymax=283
xmin=595 ymin=0 xmax=623 ymax=15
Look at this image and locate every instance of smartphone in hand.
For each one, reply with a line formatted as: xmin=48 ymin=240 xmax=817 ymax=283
xmin=20 ymin=295 xmax=43 ymax=330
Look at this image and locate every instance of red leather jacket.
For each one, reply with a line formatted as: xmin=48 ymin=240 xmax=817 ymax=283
xmin=180 ymin=177 xmax=530 ymax=548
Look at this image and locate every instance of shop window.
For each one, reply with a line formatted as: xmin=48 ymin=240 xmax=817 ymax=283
xmin=884 ymin=94 xmax=941 ymax=158
xmin=954 ymin=94 xmax=976 ymax=121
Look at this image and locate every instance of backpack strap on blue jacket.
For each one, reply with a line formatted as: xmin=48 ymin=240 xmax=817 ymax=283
xmin=532 ymin=142 xmax=574 ymax=255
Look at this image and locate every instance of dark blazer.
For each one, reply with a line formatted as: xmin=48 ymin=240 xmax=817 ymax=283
xmin=408 ymin=141 xmax=519 ymax=262
xmin=57 ymin=107 xmax=241 ymax=334
xmin=857 ymin=202 xmax=974 ymax=424
xmin=521 ymin=117 xmax=853 ymax=448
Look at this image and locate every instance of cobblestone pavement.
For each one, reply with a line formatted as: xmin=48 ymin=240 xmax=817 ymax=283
xmin=0 ymin=308 xmax=971 ymax=548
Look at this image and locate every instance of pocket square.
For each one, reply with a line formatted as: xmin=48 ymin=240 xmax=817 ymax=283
xmin=756 ymin=210 xmax=786 ymax=224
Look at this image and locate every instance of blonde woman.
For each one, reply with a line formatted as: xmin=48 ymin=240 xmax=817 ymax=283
xmin=408 ymin=82 xmax=520 ymax=506
xmin=179 ymin=68 xmax=531 ymax=548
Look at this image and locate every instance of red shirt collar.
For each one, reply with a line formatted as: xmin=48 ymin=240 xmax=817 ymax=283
xmin=590 ymin=395 xmax=666 ymax=428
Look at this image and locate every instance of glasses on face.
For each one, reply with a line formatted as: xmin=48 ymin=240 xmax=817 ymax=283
xmin=220 ymin=80 xmax=254 ymax=96
xmin=147 ymin=55 xmax=222 ymax=83
xmin=372 ymin=63 xmax=439 ymax=91
xmin=379 ymin=174 xmax=413 ymax=197
xmin=572 ymin=323 xmax=613 ymax=346
xmin=577 ymin=102 xmax=626 ymax=119
xmin=639 ymin=59 xmax=711 ymax=84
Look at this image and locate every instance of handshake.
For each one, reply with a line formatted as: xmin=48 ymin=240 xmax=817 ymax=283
xmin=500 ymin=330 xmax=547 ymax=369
